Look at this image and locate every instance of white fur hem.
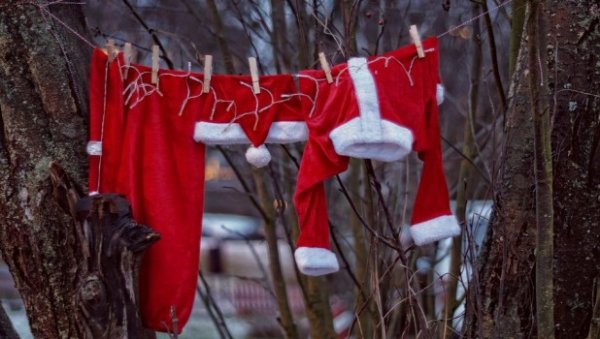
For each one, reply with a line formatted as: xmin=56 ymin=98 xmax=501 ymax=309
xmin=409 ymin=215 xmax=461 ymax=246
xmin=329 ymin=118 xmax=414 ymax=162
xmin=194 ymin=122 xmax=249 ymax=145
xmin=86 ymin=141 xmax=102 ymax=156
xmin=265 ymin=121 xmax=307 ymax=143
xmin=294 ymin=247 xmax=339 ymax=276
xmin=194 ymin=121 xmax=307 ymax=145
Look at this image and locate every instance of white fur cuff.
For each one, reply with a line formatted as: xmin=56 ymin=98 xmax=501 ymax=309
xmin=294 ymin=247 xmax=339 ymax=276
xmin=265 ymin=121 xmax=308 ymax=143
xmin=409 ymin=215 xmax=461 ymax=246
xmin=436 ymin=84 xmax=445 ymax=105
xmin=86 ymin=141 xmax=102 ymax=156
xmin=329 ymin=118 xmax=414 ymax=162
xmin=193 ymin=122 xmax=249 ymax=145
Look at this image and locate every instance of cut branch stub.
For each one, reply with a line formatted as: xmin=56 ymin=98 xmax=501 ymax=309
xmin=74 ymin=194 xmax=160 ymax=338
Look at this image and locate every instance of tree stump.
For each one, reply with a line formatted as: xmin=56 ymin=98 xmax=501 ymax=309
xmin=75 ymin=194 xmax=160 ymax=338
xmin=50 ymin=163 xmax=160 ymax=338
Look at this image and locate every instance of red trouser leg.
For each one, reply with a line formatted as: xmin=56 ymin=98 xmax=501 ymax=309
xmin=89 ymin=51 xmax=206 ymax=333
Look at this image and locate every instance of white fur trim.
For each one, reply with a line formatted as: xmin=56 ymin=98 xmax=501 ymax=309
xmin=194 ymin=121 xmax=308 ymax=145
xmin=193 ymin=122 xmax=249 ymax=145
xmin=436 ymin=84 xmax=445 ymax=105
xmin=294 ymin=247 xmax=339 ymax=276
xmin=329 ymin=118 xmax=414 ymax=162
xmin=245 ymin=145 xmax=271 ymax=167
xmin=86 ymin=141 xmax=102 ymax=156
xmin=348 ymin=57 xmax=383 ymax=142
xmin=265 ymin=121 xmax=308 ymax=143
xmin=329 ymin=57 xmax=414 ymax=162
xmin=409 ymin=215 xmax=461 ymax=246
xmin=88 ymin=191 xmax=99 ymax=196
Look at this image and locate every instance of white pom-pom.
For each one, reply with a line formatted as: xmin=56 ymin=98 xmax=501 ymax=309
xmin=245 ymin=145 xmax=271 ymax=168
xmin=436 ymin=84 xmax=445 ymax=105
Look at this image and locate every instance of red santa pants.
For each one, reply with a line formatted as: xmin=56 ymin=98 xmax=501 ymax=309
xmin=88 ymin=49 xmax=206 ymax=333
xmin=88 ymin=49 xmax=306 ymax=331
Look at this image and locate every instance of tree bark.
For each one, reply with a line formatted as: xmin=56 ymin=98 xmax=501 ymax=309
xmin=463 ymin=5 xmax=537 ymax=337
xmin=0 ymin=4 xmax=160 ymax=338
xmin=509 ymin=0 xmax=526 ymax=76
xmin=527 ymin=2 xmax=554 ymax=337
xmin=0 ymin=4 xmax=90 ymax=338
xmin=0 ymin=302 xmax=19 ymax=339
xmin=482 ymin=0 xmax=508 ymax=112
xmin=207 ymin=0 xmax=235 ymax=74
xmin=251 ymin=169 xmax=299 ymax=339
xmin=72 ymin=191 xmax=160 ymax=338
xmin=348 ymin=159 xmax=373 ymax=338
xmin=341 ymin=0 xmax=360 ymax=56
xmin=548 ymin=1 xmax=600 ymax=337
xmin=270 ymin=0 xmax=290 ymax=72
xmin=466 ymin=0 xmax=600 ymax=338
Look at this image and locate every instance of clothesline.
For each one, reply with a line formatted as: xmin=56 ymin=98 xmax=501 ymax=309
xmin=30 ymin=1 xmax=600 ymax=104
xmin=437 ymin=0 xmax=513 ymax=38
xmin=35 ymin=0 xmax=513 ymax=59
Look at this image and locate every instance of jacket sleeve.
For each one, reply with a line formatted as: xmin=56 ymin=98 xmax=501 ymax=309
xmin=293 ymin=73 xmax=349 ymax=276
xmin=293 ymin=134 xmax=349 ymax=275
xmin=408 ymin=85 xmax=461 ymax=246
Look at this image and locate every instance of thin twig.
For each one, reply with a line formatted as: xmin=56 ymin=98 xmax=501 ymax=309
xmin=199 ymin=272 xmax=234 ymax=339
xmin=121 ymin=0 xmax=174 ymax=69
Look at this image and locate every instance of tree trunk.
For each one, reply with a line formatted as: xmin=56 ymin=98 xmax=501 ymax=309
xmin=251 ymin=169 xmax=299 ymax=339
xmin=527 ymin=2 xmax=554 ymax=337
xmin=0 ymin=4 xmax=159 ymax=338
xmin=0 ymin=303 xmax=19 ymax=339
xmin=270 ymin=0 xmax=290 ymax=72
xmin=442 ymin=5 xmax=483 ymax=338
xmin=0 ymin=4 xmax=90 ymax=338
xmin=465 ymin=0 xmax=600 ymax=338
xmin=206 ymin=0 xmax=235 ymax=74
xmin=548 ymin=1 xmax=600 ymax=337
xmin=73 ymin=191 xmax=160 ymax=338
xmin=341 ymin=0 xmax=359 ymax=56
xmin=463 ymin=5 xmax=537 ymax=338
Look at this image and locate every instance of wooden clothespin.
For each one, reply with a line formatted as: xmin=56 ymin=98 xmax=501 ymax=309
xmin=409 ymin=25 xmax=425 ymax=58
xmin=106 ymin=39 xmax=116 ymax=62
xmin=248 ymin=57 xmax=260 ymax=94
xmin=122 ymin=42 xmax=133 ymax=80
xmin=203 ymin=55 xmax=213 ymax=94
xmin=318 ymin=52 xmax=333 ymax=84
xmin=123 ymin=43 xmax=132 ymax=67
xmin=151 ymin=45 xmax=159 ymax=84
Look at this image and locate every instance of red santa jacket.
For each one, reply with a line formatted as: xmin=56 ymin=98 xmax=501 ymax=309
xmin=293 ymin=37 xmax=460 ymax=276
